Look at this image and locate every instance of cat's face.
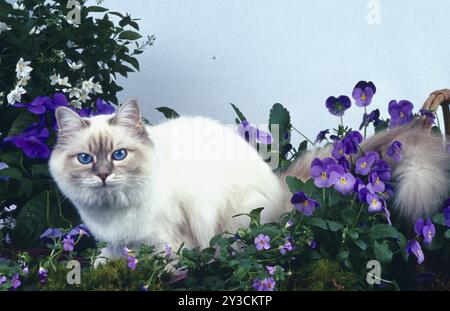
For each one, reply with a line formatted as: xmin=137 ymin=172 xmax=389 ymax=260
xmin=49 ymin=99 xmax=153 ymax=206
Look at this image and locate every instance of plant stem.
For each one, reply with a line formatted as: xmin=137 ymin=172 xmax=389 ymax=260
xmin=291 ymin=126 xmax=315 ymax=146
xmin=364 ymin=106 xmax=367 ymax=139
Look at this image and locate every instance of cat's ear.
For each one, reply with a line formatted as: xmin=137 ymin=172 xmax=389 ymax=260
xmin=111 ymin=98 xmax=145 ymax=134
xmin=55 ymin=106 xmax=89 ymax=135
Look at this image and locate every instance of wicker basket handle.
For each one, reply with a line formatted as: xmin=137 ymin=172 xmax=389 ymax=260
xmin=422 ymin=89 xmax=450 ymax=135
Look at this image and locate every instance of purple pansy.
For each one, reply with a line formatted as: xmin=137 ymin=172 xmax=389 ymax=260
xmin=337 ymin=156 xmax=351 ymax=172
xmin=308 ymin=240 xmax=317 ymax=248
xmin=406 ymin=240 xmax=424 ymax=264
xmin=165 ymin=243 xmax=172 ymax=258
xmin=355 ymin=151 xmax=379 ymax=175
xmin=381 ymin=184 xmax=395 ymax=201
xmin=262 ymin=278 xmax=276 ymax=291
xmin=63 ymin=235 xmax=75 ymax=252
xmin=266 ymin=266 xmax=276 ymax=275
xmin=443 ymin=199 xmax=450 ymax=227
xmin=40 ymin=227 xmax=63 ymax=240
xmin=387 ymin=141 xmax=403 ymax=162
xmin=4 ymin=123 xmax=50 ymax=159
xmin=388 ymin=100 xmax=414 ymax=128
xmin=419 ymin=109 xmax=436 ymax=125
xmin=279 ymin=240 xmax=293 ymax=255
xmin=255 ymin=234 xmax=271 ymax=251
xmin=127 ymin=256 xmax=138 ymax=270
xmin=329 ymin=171 xmax=356 ymax=195
xmin=68 ymin=224 xmax=90 ymax=237
xmin=13 ymin=96 xmax=51 ymax=115
xmin=310 ymin=157 xmax=337 ymax=188
xmin=285 ymin=220 xmax=294 ymax=228
xmin=342 ymin=131 xmax=363 ymax=155
xmin=369 ymin=171 xmax=385 ymax=193
xmin=352 ymin=81 xmax=376 ymax=107
xmin=93 ymin=98 xmax=115 ymax=116
xmin=359 ymin=109 xmax=380 ymax=130
xmin=419 ymin=218 xmax=435 ymax=244
xmin=253 ymin=278 xmax=265 ymax=291
xmin=325 ymin=95 xmax=351 ymax=116
xmin=331 ymin=140 xmax=345 ymax=159
xmin=38 ymin=267 xmax=48 ymax=284
xmin=11 ymin=273 xmax=21 ymax=289
xmin=314 ymin=129 xmax=329 ymax=144
xmin=291 ymin=191 xmax=320 ymax=216
xmin=366 ymin=192 xmax=382 ymax=213
xmin=0 ymin=275 xmax=6 ymax=285
xmin=372 ymin=159 xmax=392 ymax=182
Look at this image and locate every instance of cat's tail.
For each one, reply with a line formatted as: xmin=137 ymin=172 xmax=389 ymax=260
xmin=280 ymin=121 xmax=450 ymax=223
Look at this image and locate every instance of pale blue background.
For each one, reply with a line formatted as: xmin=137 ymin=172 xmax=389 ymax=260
xmin=104 ymin=0 xmax=450 ymax=142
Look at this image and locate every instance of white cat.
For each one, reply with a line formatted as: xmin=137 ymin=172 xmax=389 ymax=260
xmin=49 ymin=99 xmax=290 ymax=260
xmin=49 ymin=99 xmax=450 ymax=262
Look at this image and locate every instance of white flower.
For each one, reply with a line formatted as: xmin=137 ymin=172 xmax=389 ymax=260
xmin=93 ymin=82 xmax=103 ymax=94
xmin=6 ymin=85 xmax=26 ymax=105
xmin=67 ymin=60 xmax=83 ymax=71
xmin=70 ymin=100 xmax=82 ymax=109
xmin=17 ymin=75 xmax=30 ymax=86
xmin=50 ymin=74 xmax=71 ymax=87
xmin=79 ymin=89 xmax=91 ymax=103
xmin=64 ymin=87 xmax=81 ymax=99
xmin=81 ymin=77 xmax=94 ymax=93
xmin=15 ymin=58 xmax=33 ymax=79
xmin=29 ymin=25 xmax=46 ymax=35
xmin=12 ymin=2 xmax=25 ymax=10
xmin=0 ymin=219 xmax=4 ymax=230
xmin=4 ymin=204 xmax=17 ymax=213
xmin=0 ymin=22 xmax=11 ymax=34
xmin=66 ymin=40 xmax=76 ymax=48
xmin=50 ymin=73 xmax=61 ymax=86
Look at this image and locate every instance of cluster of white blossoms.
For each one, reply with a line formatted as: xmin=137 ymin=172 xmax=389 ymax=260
xmin=0 ymin=22 xmax=11 ymax=34
xmin=50 ymin=61 xmax=103 ymax=109
xmin=6 ymin=57 xmax=103 ymax=109
xmin=6 ymin=58 xmax=33 ymax=105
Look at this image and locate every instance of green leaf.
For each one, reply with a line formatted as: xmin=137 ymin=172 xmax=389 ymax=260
xmin=0 ymin=167 xmax=23 ymax=180
xmin=122 ymin=55 xmax=140 ymax=71
xmin=7 ymin=112 xmax=39 ymax=137
xmin=230 ymin=103 xmax=247 ymax=122
xmin=118 ymin=30 xmax=142 ymax=40
xmin=15 ymin=192 xmax=49 ymax=248
xmin=285 ymin=176 xmax=315 ymax=195
xmin=31 ymin=164 xmax=50 ymax=177
xmin=371 ymin=224 xmax=400 ymax=240
xmin=431 ymin=213 xmax=445 ymax=226
xmin=336 ymin=250 xmax=349 ymax=262
xmin=326 ymin=220 xmax=344 ymax=232
xmin=352 ymin=239 xmax=367 ymax=250
xmin=306 ymin=217 xmax=328 ymax=230
xmin=155 ymin=107 xmax=180 ymax=119
xmin=86 ymin=6 xmax=109 ymax=13
xmin=444 ymin=230 xmax=450 ymax=239
xmin=269 ymin=103 xmax=291 ymax=140
xmin=19 ymin=179 xmax=33 ymax=197
xmin=373 ymin=240 xmax=393 ymax=264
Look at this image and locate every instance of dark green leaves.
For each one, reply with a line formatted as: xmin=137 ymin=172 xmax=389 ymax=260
xmin=230 ymin=103 xmax=247 ymax=122
xmin=371 ymin=224 xmax=401 ymax=240
xmin=155 ymin=107 xmax=180 ymax=119
xmin=118 ymin=30 xmax=143 ymax=41
xmin=373 ymin=240 xmax=393 ymax=264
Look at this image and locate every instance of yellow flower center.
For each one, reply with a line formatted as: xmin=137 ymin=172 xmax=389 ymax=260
xmin=376 ymin=177 xmax=380 ymax=184
xmin=371 ymin=198 xmax=378 ymax=206
xmin=361 ymin=93 xmax=366 ymax=101
xmin=339 ymin=177 xmax=347 ymax=185
xmin=321 ymin=172 xmax=327 ymax=180
xmin=303 ymin=200 xmax=309 ymax=207
xmin=361 ymin=162 xmax=367 ymax=168
xmin=339 ymin=149 xmax=343 ymax=155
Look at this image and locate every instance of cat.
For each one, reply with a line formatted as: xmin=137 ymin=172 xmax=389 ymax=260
xmin=49 ymin=99 xmax=450 ymax=262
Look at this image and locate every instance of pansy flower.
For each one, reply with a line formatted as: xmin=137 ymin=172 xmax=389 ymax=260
xmin=359 ymin=109 xmax=380 ymax=130
xmin=4 ymin=122 xmax=50 ymax=159
xmin=291 ymin=191 xmax=320 ymax=216
xmin=406 ymin=240 xmax=424 ymax=264
xmin=254 ymin=234 xmax=271 ymax=251
xmin=342 ymin=131 xmax=363 ymax=155
xmin=331 ymin=140 xmax=345 ymax=159
xmin=419 ymin=109 xmax=436 ymax=125
xmin=387 ymin=141 xmax=403 ymax=162
xmin=366 ymin=192 xmax=382 ymax=212
xmin=388 ymin=100 xmax=414 ymax=128
xmin=329 ymin=171 xmax=356 ymax=195
xmin=372 ymin=159 xmax=392 ymax=182
xmin=93 ymin=98 xmax=115 ymax=116
xmin=63 ymin=235 xmax=75 ymax=252
xmin=310 ymin=157 xmax=337 ymax=188
xmin=355 ymin=151 xmax=379 ymax=175
xmin=443 ymin=198 xmax=450 ymax=227
xmin=352 ymin=81 xmax=376 ymax=107
xmin=369 ymin=171 xmax=385 ymax=193
xmin=314 ymin=129 xmax=329 ymax=144
xmin=325 ymin=95 xmax=351 ymax=116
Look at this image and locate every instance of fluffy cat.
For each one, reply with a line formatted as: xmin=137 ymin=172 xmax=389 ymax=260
xmin=49 ymin=99 xmax=450 ymax=262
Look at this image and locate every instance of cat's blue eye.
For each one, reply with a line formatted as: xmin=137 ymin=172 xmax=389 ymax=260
xmin=112 ymin=149 xmax=128 ymax=161
xmin=77 ymin=153 xmax=93 ymax=165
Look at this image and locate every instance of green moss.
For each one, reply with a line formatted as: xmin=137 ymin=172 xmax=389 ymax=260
xmin=42 ymin=260 xmax=167 ymax=291
xmin=293 ymin=259 xmax=360 ymax=291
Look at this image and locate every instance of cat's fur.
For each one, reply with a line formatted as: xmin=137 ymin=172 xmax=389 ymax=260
xmin=49 ymin=99 xmax=450 ymax=261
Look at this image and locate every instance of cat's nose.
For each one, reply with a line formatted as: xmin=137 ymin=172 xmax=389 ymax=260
xmin=97 ymin=173 xmax=110 ymax=184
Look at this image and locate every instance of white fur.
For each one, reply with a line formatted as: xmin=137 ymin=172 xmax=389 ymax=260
xmin=49 ymin=113 xmax=289 ymax=259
